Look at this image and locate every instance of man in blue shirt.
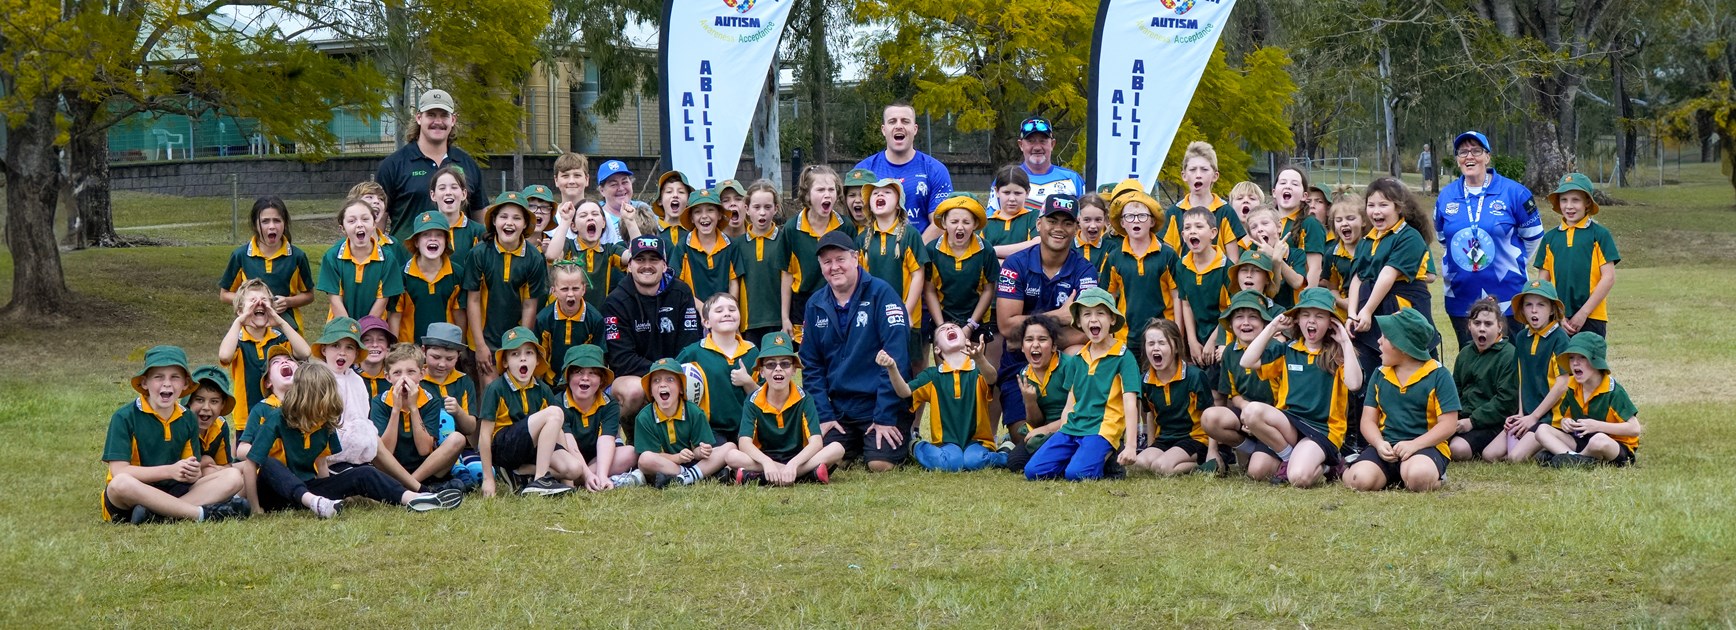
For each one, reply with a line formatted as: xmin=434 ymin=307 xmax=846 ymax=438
xmin=994 ymin=194 xmax=1097 ymax=430
xmin=802 ymin=231 xmax=913 ymax=472
xmin=855 ymin=102 xmax=954 ymax=238
xmin=1434 ymin=131 xmax=1543 ymax=347
xmin=987 ymin=116 xmax=1086 ymax=216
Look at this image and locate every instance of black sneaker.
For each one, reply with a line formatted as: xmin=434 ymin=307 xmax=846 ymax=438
xmin=494 ymin=467 xmax=524 ymax=493
xmin=128 ymin=505 xmax=166 ymax=525
xmin=520 ymin=475 xmax=574 ymax=497
xmin=651 ymin=472 xmax=677 ymax=490
xmin=1534 ymin=451 xmax=1556 ymax=467
xmin=405 ymin=491 xmax=461 ymax=512
xmin=1550 ymin=453 xmax=1598 ymax=469
xmin=428 ymin=476 xmax=469 ymax=495
xmin=201 ymin=497 xmax=252 ymax=522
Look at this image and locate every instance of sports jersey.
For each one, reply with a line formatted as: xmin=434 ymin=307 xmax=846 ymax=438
xmin=1434 ymin=171 xmax=1543 ymax=317
xmin=1533 ymin=219 xmax=1621 ymax=322
xmin=853 ymin=151 xmax=954 ymax=232
xmin=987 ymin=163 xmax=1086 ymax=215
xmin=218 ymin=239 xmax=313 ymax=330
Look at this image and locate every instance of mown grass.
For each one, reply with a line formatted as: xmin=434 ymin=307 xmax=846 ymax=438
xmin=0 ymin=165 xmax=1733 ymax=626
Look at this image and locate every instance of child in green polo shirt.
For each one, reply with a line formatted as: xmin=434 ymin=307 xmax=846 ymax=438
xmin=1007 ymin=315 xmax=1082 ymax=474
xmin=985 ymin=166 xmax=1039 ymax=258
xmin=1132 ymin=319 xmax=1214 ymax=476
xmin=1535 ymin=173 xmax=1621 ymax=339
xmin=1024 ymin=288 xmax=1142 ymax=481
xmin=1103 ymin=189 xmax=1182 ymax=336
xmin=882 ymin=323 xmax=1006 ymax=472
xmin=860 ymin=177 xmax=929 ymax=367
xmin=737 ymin=179 xmax=788 ymax=343
xmin=466 ymin=192 xmax=552 ymax=382
xmin=557 ymin=345 xmax=644 ymax=490
xmin=102 ymin=346 xmax=249 ymax=524
xmin=372 ymin=344 xmax=470 ymax=489
xmin=1448 ymin=298 xmax=1519 ymax=462
xmin=842 ymin=167 xmax=876 ymax=237
xmin=1533 ymin=332 xmax=1642 ymax=467
xmin=536 ymin=262 xmax=605 ymax=387
xmin=924 ymin=194 xmax=999 ymax=337
xmin=545 ymin=199 xmax=625 ymax=310
xmin=633 ymin=358 xmax=735 ymax=488
xmin=1174 ymin=207 xmax=1232 ymax=367
xmin=1347 ymin=178 xmax=1440 ymax=383
xmin=523 ymin=184 xmax=558 ymax=253
xmin=420 ymin=322 xmax=479 ymax=445
xmin=185 ymin=366 xmax=237 ymax=473
xmin=1346 ymin=308 xmax=1461 ymax=492
xmin=718 ymin=179 xmax=749 ymax=239
xmin=219 ymin=279 xmax=312 ymax=416
xmin=726 ymin=332 xmax=844 ymax=485
xmin=318 ymin=197 xmax=405 ymax=321
xmin=1243 ymin=206 xmax=1309 ymax=309
xmin=477 ymin=327 xmax=582 ymax=497
xmin=431 ymin=166 xmax=486 ymax=270
xmin=243 ymin=362 xmax=463 ymax=517
xmin=394 ymin=211 xmax=467 ymax=345
xmin=783 ymin=166 xmax=853 ymax=340
xmin=1074 ymin=193 xmax=1121 ymax=275
xmin=236 ymin=346 xmax=297 ymax=463
xmin=653 ymin=171 xmax=693 ymax=235
xmin=672 ymin=188 xmax=740 ymax=306
xmin=1326 ymin=194 xmax=1367 ymax=298
xmin=675 ymin=293 xmax=759 ymax=444
xmin=1501 ymin=280 xmax=1573 ymax=463
xmin=1271 ymin=166 xmax=1328 ymax=307
xmin=1238 ymin=288 xmax=1363 ymax=488
xmin=219 ymin=196 xmax=314 ymax=331
xmin=1228 ymin=248 xmax=1280 ymax=303
xmin=1200 ymin=290 xmax=1280 ymax=474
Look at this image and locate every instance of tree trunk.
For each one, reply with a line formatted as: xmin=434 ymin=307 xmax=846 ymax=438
xmin=1613 ymin=49 xmax=1634 ymax=187
xmin=803 ymin=0 xmax=833 ymax=166
xmin=751 ymin=63 xmax=783 ymax=189
xmin=1379 ymin=43 xmax=1399 ymax=176
xmin=62 ymin=95 xmax=120 ymax=248
xmin=3 ymin=95 xmax=72 ymax=320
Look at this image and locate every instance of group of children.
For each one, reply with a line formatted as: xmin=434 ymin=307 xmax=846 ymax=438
xmin=102 ymin=145 xmax=1643 ymax=524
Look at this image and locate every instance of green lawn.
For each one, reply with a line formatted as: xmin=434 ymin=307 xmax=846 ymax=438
xmin=1 ymin=165 xmax=1734 ymax=626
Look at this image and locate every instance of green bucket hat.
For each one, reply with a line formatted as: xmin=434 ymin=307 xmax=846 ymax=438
xmin=861 ymin=178 xmax=907 ymax=214
xmin=843 ymin=168 xmax=879 ymax=188
xmin=1547 ymin=172 xmax=1600 ymax=217
xmin=1070 ymin=287 xmax=1126 ymax=334
xmin=132 ymin=345 xmax=193 ymax=398
xmin=1285 ymin=287 xmax=1342 ymax=322
xmin=1309 ymin=184 xmax=1333 ymax=203
xmin=1374 ymin=308 xmax=1434 ymax=362
xmin=1230 ymin=249 xmax=1277 ymax=275
xmin=408 ymin=211 xmax=452 ymax=241
xmin=311 ymin=316 xmax=368 ymax=365
xmin=493 ymin=326 xmax=549 ymax=382
xmin=185 ymin=365 xmax=237 ymax=416
xmin=483 ymin=191 xmax=530 ymax=229
xmin=716 ymin=179 xmax=747 ymax=198
xmin=640 ymin=357 xmax=688 ymax=398
xmin=1218 ymin=290 xmax=1275 ymax=330
xmin=755 ymin=331 xmax=802 ymax=370
xmin=522 ymin=184 xmax=556 ymax=204
xmin=1510 ymin=278 xmax=1564 ymax=318
xmin=679 ymin=188 xmax=736 ymax=232
xmin=1555 ymin=332 xmax=1609 ymax=373
xmin=1096 ymin=182 xmax=1115 ymax=194
xmin=560 ymin=344 xmax=614 ymax=387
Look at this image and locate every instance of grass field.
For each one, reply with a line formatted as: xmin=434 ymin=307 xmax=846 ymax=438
xmin=2 ymin=165 xmax=1735 ymax=627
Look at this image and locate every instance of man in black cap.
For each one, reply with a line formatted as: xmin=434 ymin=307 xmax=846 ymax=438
xmin=800 ymin=231 xmax=913 ymax=472
xmin=603 ymin=235 xmax=701 ymax=422
xmin=995 ymin=193 xmax=1096 ymax=436
xmin=376 ymin=88 xmax=488 ymax=240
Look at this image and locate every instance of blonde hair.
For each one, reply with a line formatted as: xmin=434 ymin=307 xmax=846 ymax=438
xmin=1329 ymin=193 xmax=1369 ymax=230
xmin=382 ymin=343 xmax=425 ymax=371
xmin=1230 ymin=181 xmax=1265 ymax=205
xmin=554 ymin=153 xmax=590 ymax=177
xmin=1244 ymin=207 xmax=1280 ymax=231
xmin=621 ymin=204 xmax=662 ymax=241
xmin=744 ymin=179 xmax=785 ymax=224
xmin=231 ymin=278 xmax=275 ymax=313
xmin=347 ymin=181 xmax=385 ymax=199
xmin=281 ymin=361 xmax=344 ymax=434
xmin=1183 ymin=141 xmax=1219 ymax=171
xmin=796 ymin=165 xmax=840 ymax=214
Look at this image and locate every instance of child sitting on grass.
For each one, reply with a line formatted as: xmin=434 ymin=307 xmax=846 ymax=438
xmin=1533 ymin=333 xmax=1643 ymax=468
xmin=1132 ymin=319 xmax=1214 ymax=477
xmin=236 ymin=346 xmax=296 ymax=462
xmin=218 ymin=278 xmax=311 ymax=417
xmin=477 ymin=327 xmax=582 ymax=497
xmin=1200 ymin=291 xmax=1280 ymax=475
xmin=1448 ymin=297 xmax=1518 ymax=462
xmin=880 ymin=322 xmax=1005 ymax=472
xmin=102 ymin=346 xmax=249 ymax=524
xmin=633 ymin=358 xmax=735 ymax=488
xmin=1238 ymin=288 xmax=1363 ymax=488
xmin=1025 ymin=288 xmax=1141 ymax=481
xmin=371 ymin=343 xmax=470 ymax=491
xmin=1345 ymin=308 xmax=1461 ymax=492
xmin=185 ymin=366 xmax=237 ymax=474
xmin=1007 ymin=315 xmax=1081 ymax=474
xmin=726 ymin=332 xmax=844 ymax=485
xmin=557 ymin=345 xmax=643 ymax=491
xmin=1500 ymin=280 xmax=1573 ymax=463
xmin=1535 ymin=173 xmax=1621 ymax=338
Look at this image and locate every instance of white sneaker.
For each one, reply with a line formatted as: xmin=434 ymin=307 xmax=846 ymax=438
xmin=311 ymin=497 xmax=342 ymax=519
xmin=609 ymin=470 xmax=645 ymax=488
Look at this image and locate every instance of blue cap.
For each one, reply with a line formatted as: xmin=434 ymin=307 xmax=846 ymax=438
xmin=1453 ymin=131 xmax=1491 ymax=153
xmin=597 ymin=159 xmax=633 ymax=183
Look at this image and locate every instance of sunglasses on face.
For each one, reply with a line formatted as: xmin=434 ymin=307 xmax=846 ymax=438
xmin=762 ymin=360 xmax=795 ymax=371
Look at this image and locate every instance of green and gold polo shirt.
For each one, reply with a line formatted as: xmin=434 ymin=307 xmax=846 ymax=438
xmin=1059 ymin=340 xmax=1142 ymax=447
xmin=1218 ymin=339 xmax=1276 ymax=405
xmin=536 ymin=301 xmax=605 ymax=386
xmin=858 ymin=222 xmax=928 ymax=312
xmin=1022 ymin=353 xmax=1081 ymax=427
xmin=465 ymin=238 xmax=551 ymax=351
xmin=983 ymin=207 xmax=1039 ymax=251
xmin=740 ymin=386 xmax=820 ymax=456
xmin=1553 ymin=374 xmax=1640 ymax=451
xmin=316 ymin=241 xmax=405 ymax=320
xmin=1514 ymin=323 xmax=1569 ymax=414
xmin=1534 ymin=218 xmax=1621 ymax=322
xmin=909 ymin=359 xmax=996 ymax=449
xmin=556 ymin=238 xmax=625 ymax=310
xmin=102 ymin=399 xmax=197 ymax=482
xmin=1141 ymin=363 xmax=1212 ymax=445
xmin=673 ymin=232 xmax=739 ymax=302
xmin=420 ymin=370 xmax=476 ymax=418
xmin=1162 ymin=195 xmax=1245 ymax=251
xmin=198 ymin=419 xmax=233 ymax=466
xmin=736 ymin=227 xmax=789 ymax=330
xmin=1275 ymin=211 xmax=1327 ymax=307
xmin=245 ymin=415 xmax=341 ymax=482
xmin=1254 ymin=339 xmax=1353 ymax=448
xmin=225 ymin=326 xmax=290 ymax=415
xmin=783 ymin=210 xmax=852 ymax=298
xmin=219 ymin=239 xmax=313 ymax=330
xmin=397 ymin=255 xmax=466 ymax=344
xmin=478 ymin=375 xmax=558 ymax=436
xmin=632 ymin=400 xmax=715 ymax=455
xmin=1367 ymin=360 xmax=1462 ymax=456
xmin=561 ymin=392 xmax=622 ymax=451
xmin=1174 ymin=248 xmax=1232 ymax=344
xmin=675 ymin=336 xmax=758 ymax=438
xmin=926 ymin=236 xmax=1000 ymax=325
xmin=446 ymin=212 xmax=487 ymax=268
xmin=370 ymin=387 xmax=443 ymax=469
xmin=1075 ymin=232 xmax=1122 ymax=275
xmin=1100 ymin=238 xmax=1180 ymax=333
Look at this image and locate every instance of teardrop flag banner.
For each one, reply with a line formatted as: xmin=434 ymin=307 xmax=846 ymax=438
xmin=659 ymin=0 xmax=794 ymax=189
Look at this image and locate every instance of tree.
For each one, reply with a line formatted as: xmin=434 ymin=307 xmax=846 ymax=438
xmin=531 ymin=0 xmax=659 ymax=154
xmin=1157 ymin=45 xmax=1298 ymax=195
xmin=786 ymin=0 xmax=847 ymax=165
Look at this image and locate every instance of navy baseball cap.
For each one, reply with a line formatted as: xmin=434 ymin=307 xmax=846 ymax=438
xmin=1453 ymin=131 xmax=1491 ymax=153
xmin=815 ymin=230 xmax=857 ymax=255
xmin=597 ymin=159 xmax=634 ymax=183
xmin=1040 ymin=193 xmax=1080 ymax=220
xmin=1019 ymin=116 xmax=1053 ymax=139
xmin=626 ymin=235 xmax=665 ymax=261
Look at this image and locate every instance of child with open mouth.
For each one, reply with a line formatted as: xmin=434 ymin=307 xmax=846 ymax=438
xmin=219 ymin=196 xmax=315 ymax=332
xmin=725 ymin=332 xmax=843 ymax=485
xmin=318 ymin=197 xmax=405 ymax=321
xmin=842 ymin=168 xmax=877 ymax=238
xmin=1167 ymin=142 xmax=1247 ymax=263
xmin=465 ymin=191 xmax=551 ymax=384
xmin=1024 ymin=288 xmax=1142 ymax=482
xmin=631 ymin=358 xmax=736 ymax=488
xmin=1073 ymin=193 xmax=1120 ymax=274
xmin=220 ymin=278 xmax=312 ymax=417
xmin=782 ymin=165 xmax=852 ymax=341
xmin=1103 ymin=188 xmax=1181 ymax=342
xmin=1242 ymin=206 xmax=1306 ymax=308
xmin=1005 ymin=315 xmax=1080 ymax=474
xmin=1498 ymin=280 xmax=1574 ymax=464
xmin=881 ymin=322 xmax=1005 ymax=472
xmin=1530 ymin=332 xmax=1642 ymax=468
xmin=1173 ymin=207 xmax=1230 ymax=368
xmin=1447 ymin=297 xmax=1519 ymax=463
xmin=393 ymin=211 xmax=467 ymax=347
xmin=1201 ymin=290 xmax=1283 ymax=476
xmin=557 ymin=344 xmax=644 ymax=490
xmin=859 ymin=177 xmax=930 ymax=371
xmin=922 ymin=194 xmax=1001 ymax=411
xmin=1234 ymin=288 xmax=1362 ymax=488
xmin=675 ymin=293 xmax=760 ymax=447
xmin=984 ymin=165 xmax=1040 ymax=259
xmin=184 ymin=366 xmax=238 ymax=477
xmin=534 ymin=262 xmax=604 ymax=392
xmin=1229 ymin=180 xmax=1266 ymax=227
xmin=718 ymin=179 xmax=749 ymax=239
xmin=653 ymin=171 xmax=693 ymax=239
xmin=1345 ymin=178 xmax=1441 ymax=410
xmin=347 ymin=180 xmax=397 ymax=250
xmin=1326 ymin=193 xmax=1368 ymax=299
xmin=1534 ymin=172 xmax=1621 ymax=338
xmin=353 ymin=316 xmax=396 ymax=398
xmin=543 ymin=199 xmax=624 ymax=310
xmin=477 ymin=327 xmax=583 ymax=497
xmin=429 ymin=165 xmax=486 ymax=268
xmin=102 ymin=346 xmax=251 ymax=524
xmin=737 ymin=180 xmax=788 ymax=344
xmin=1269 ymin=166 xmax=1327 ymax=307
xmin=1131 ymin=318 xmax=1214 ymax=477
xmin=672 ymin=188 xmax=740 ymax=313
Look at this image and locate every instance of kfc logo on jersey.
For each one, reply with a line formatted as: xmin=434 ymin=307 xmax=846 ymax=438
xmin=604 ymin=316 xmax=620 ymax=341
xmin=997 ymin=268 xmax=1019 ymax=292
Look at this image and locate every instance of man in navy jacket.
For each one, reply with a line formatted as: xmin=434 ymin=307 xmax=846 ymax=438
xmin=801 ymin=230 xmax=912 ymax=472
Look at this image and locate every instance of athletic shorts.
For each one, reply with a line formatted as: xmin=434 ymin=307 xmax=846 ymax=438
xmin=1146 ymin=436 xmax=1208 ymax=463
xmin=1459 ymin=428 xmax=1503 ymax=457
xmin=491 ymin=421 xmax=561 ymax=470
xmin=103 ymin=481 xmax=192 ymax=523
xmin=1284 ymin=410 xmax=1344 ymax=466
xmin=1574 ymin=433 xmax=1636 ymax=467
xmin=1355 ymin=446 xmax=1448 ymax=487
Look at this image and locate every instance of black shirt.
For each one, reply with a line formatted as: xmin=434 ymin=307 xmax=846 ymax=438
xmin=601 ymin=278 xmax=702 ymax=377
xmin=375 ymin=141 xmax=487 ymax=240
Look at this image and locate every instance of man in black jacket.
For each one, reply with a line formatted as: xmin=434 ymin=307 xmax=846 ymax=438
xmin=604 ymin=235 xmax=701 ymax=424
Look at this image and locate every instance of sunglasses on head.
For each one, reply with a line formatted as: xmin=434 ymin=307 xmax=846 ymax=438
xmin=1022 ymin=119 xmax=1052 ymax=134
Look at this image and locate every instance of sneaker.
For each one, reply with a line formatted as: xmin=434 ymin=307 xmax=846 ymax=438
xmin=1534 ymin=451 xmax=1557 ymax=467
xmin=311 ymin=497 xmax=343 ymax=519
xmin=201 ymin=497 xmax=251 ymax=522
xmin=128 ymin=505 xmax=167 ymax=525
xmin=734 ymin=468 xmax=764 ymax=486
xmin=609 ymin=470 xmax=645 ymax=488
xmin=520 ymin=475 xmax=574 ymax=496
xmin=1550 ymin=453 xmax=1598 ymax=469
xmin=1198 ymin=459 xmax=1218 ymax=475
xmin=997 ymin=440 xmax=1014 ymax=454
xmin=651 ymin=472 xmax=677 ymax=490
xmin=677 ymin=465 xmax=702 ymax=486
xmin=810 ymin=463 xmax=829 ymax=485
xmin=433 ymin=488 xmax=464 ymax=508
xmin=494 ymin=467 xmax=524 ymax=493
xmin=405 ymin=491 xmax=462 ymax=512
xmin=1343 ymin=450 xmax=1362 ymax=464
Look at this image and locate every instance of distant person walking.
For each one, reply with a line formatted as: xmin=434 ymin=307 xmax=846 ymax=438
xmin=1418 ymin=143 xmax=1438 ymax=194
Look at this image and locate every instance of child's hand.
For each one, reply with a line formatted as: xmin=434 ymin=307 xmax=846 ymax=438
xmin=675 ymin=449 xmax=695 ymax=464
xmin=1456 ymin=418 xmax=1472 ymax=434
xmin=175 ymin=457 xmax=203 ymax=483
xmin=481 ymin=478 xmax=497 ymax=498
xmin=729 ymin=360 xmax=755 ymax=388
xmin=475 ymin=352 xmax=496 ymax=380
xmin=766 ymin=463 xmax=792 ymax=486
xmin=1375 ymin=441 xmax=1398 ymax=462
xmin=557 ymin=201 xmax=577 ymax=227
xmin=585 ymin=472 xmax=612 ymax=492
xmin=1393 ymin=440 xmax=1419 ymax=461
xmin=1017 ymin=376 xmax=1038 ymax=398
xmin=875 ymin=350 xmax=896 ymax=369
xmin=1562 ymin=418 xmax=1586 ymax=436
xmin=694 ymin=443 xmax=713 ymax=459
xmin=443 ymin=396 xmax=461 ymax=414
xmin=1333 ymin=320 xmax=1354 ymax=346
xmin=1564 ymin=314 xmax=1586 ymax=334
xmin=1117 ymin=447 xmax=1138 ymax=466
xmin=1272 ymin=313 xmax=1294 ymax=330
xmin=272 ymin=295 xmax=291 ymax=314
xmin=1351 ymin=313 xmax=1372 ymax=333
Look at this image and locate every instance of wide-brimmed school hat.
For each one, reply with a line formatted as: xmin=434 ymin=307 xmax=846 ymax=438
xmin=522 ymin=184 xmax=556 ymax=204
xmin=185 ymin=365 xmax=237 ymax=416
xmin=560 ymin=344 xmax=614 ymax=387
xmin=1108 ymin=179 xmax=1146 ymax=201
xmin=716 ymin=179 xmax=747 ymax=198
xmin=657 ymin=170 xmax=693 ymax=194
xmin=679 ymin=188 xmax=736 ymax=232
xmin=1548 ymin=173 xmax=1600 ymax=217
xmin=1309 ymin=185 xmax=1333 ymax=203
xmin=1509 ymin=279 xmax=1564 ymax=317
xmin=640 ymin=357 xmax=688 ymax=397
xmin=1454 ymin=131 xmax=1491 ymax=153
xmin=1286 ymin=287 xmax=1343 ymax=322
xmin=311 ymin=316 xmax=369 ymax=365
xmin=131 ymin=345 xmax=192 ymax=398
xmin=1109 ymin=190 xmax=1161 ymax=237
xmin=933 ymin=193 xmax=986 ymax=229
xmin=357 ymin=315 xmax=397 ymax=345
xmin=408 ymin=212 xmax=451 ymax=243
xmin=1228 ymin=250 xmax=1280 ymax=297
xmin=1070 ymin=287 xmax=1126 ymax=334
xmin=843 ymin=168 xmax=878 ymax=188
xmin=861 ymin=178 xmax=907 ymax=213
xmin=1374 ymin=308 xmax=1434 ymax=362
xmin=494 ymin=326 xmax=549 ymax=382
xmin=483 ymin=190 xmax=531 ymax=228
xmin=1219 ymin=290 xmax=1275 ymax=329
xmin=755 ymin=332 xmax=802 ymax=371
xmin=816 ymin=230 xmax=858 ymax=255
xmin=421 ymin=322 xmax=467 ymax=350
xmin=1556 ymin=332 xmax=1610 ymax=372
xmin=1096 ymin=182 xmax=1115 ymax=194
xmin=1040 ymin=193 xmax=1080 ymax=221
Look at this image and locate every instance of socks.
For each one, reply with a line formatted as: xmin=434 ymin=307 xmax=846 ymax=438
xmin=678 ymin=465 xmax=701 ymax=485
xmin=196 ymin=507 xmax=207 ymax=522
xmin=1277 ymin=446 xmax=1294 ymax=462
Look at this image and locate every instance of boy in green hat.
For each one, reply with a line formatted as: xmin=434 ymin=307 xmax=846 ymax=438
xmin=477 ymin=327 xmax=580 ymax=497
xmin=1533 ymin=333 xmax=1642 ymax=467
xmin=1534 ymin=172 xmax=1620 ymax=339
xmin=726 ymin=332 xmax=844 ymax=485
xmin=1024 ymin=287 xmax=1141 ymax=481
xmin=102 ymin=346 xmax=249 ymax=524
xmin=185 ymin=366 xmax=238 ymax=472
xmin=1237 ymin=287 xmax=1362 ymax=487
xmin=1228 ymin=249 xmax=1280 ymax=301
xmin=842 ymin=168 xmax=879 ymax=236
xmin=1345 ymin=308 xmax=1462 ymax=492
xmin=717 ymin=178 xmax=749 ymax=238
xmin=466 ymin=191 xmax=551 ymax=383
xmin=671 ymin=188 xmax=740 ymax=305
xmin=1501 ymin=279 xmax=1573 ymax=463
xmin=633 ymin=358 xmax=734 ymax=488
xmin=395 ymin=211 xmax=466 ymax=346
xmin=1202 ymin=289 xmax=1280 ymax=472
xmin=557 ymin=345 xmax=643 ymax=490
